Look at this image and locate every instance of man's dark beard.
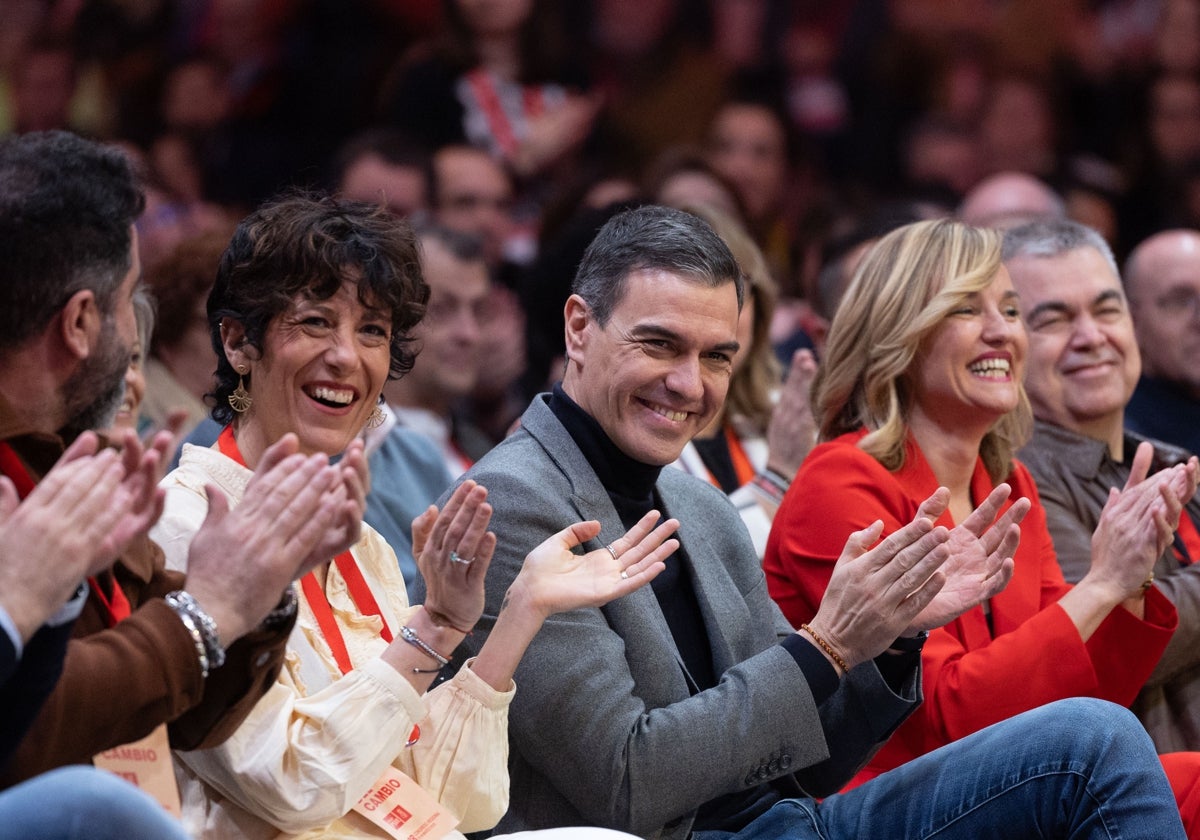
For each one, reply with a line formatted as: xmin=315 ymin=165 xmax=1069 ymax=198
xmin=59 ymin=315 xmax=129 ymax=442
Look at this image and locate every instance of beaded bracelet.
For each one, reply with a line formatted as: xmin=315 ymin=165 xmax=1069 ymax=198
xmin=750 ymin=473 xmax=786 ymax=503
xmin=168 ymin=601 xmax=210 ymax=679
xmin=400 ymin=625 xmax=451 ymax=668
xmin=799 ymin=623 xmax=849 ymax=675
xmin=751 ymin=468 xmax=791 ymax=503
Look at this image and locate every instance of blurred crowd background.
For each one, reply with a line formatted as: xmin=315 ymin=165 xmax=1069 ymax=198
xmin=4 ymin=0 xmax=1198 ymax=411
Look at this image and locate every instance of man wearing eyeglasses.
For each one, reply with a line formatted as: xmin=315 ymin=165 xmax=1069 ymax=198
xmin=1124 ymin=229 xmax=1200 ymax=457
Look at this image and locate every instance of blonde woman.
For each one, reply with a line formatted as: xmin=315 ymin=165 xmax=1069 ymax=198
xmin=762 ymin=218 xmax=1200 ymax=826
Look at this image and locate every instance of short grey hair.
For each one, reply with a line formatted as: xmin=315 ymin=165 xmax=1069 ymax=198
xmin=1001 ymin=219 xmax=1120 ymax=279
xmin=132 ymin=286 xmax=156 ymax=352
xmin=572 ymin=205 xmax=744 ymax=326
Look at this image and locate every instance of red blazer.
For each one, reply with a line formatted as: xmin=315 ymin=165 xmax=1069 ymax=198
xmin=764 ymin=429 xmax=1177 ymax=787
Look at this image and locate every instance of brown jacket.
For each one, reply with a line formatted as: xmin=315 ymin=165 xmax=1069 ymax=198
xmin=0 ymin=410 xmax=294 ymax=785
xmin=1019 ymin=419 xmax=1200 ymax=752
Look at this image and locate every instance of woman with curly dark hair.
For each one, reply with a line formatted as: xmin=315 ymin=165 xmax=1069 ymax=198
xmin=151 ymin=193 xmax=677 ymax=839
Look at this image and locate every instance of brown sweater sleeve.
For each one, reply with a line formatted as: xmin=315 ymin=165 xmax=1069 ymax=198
xmin=0 ymin=538 xmax=294 ymax=784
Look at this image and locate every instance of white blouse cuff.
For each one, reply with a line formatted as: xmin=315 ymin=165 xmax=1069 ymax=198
xmin=453 ymin=657 xmax=517 ymax=708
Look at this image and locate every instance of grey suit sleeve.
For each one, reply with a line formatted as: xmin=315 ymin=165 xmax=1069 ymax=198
xmin=759 ymin=553 xmax=921 ymax=797
xmin=793 ymin=659 xmax=922 ymax=796
xmin=460 ymin=456 xmax=918 ymax=835
xmin=503 ymin=606 xmax=824 ymax=833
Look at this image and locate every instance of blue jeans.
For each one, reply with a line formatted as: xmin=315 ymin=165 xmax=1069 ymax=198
xmin=707 ymin=698 xmax=1184 ymax=840
xmin=0 ymin=766 xmax=189 ymax=840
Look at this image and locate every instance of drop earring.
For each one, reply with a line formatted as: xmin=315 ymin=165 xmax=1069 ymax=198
xmin=228 ymin=365 xmax=252 ymax=413
xmin=366 ymin=401 xmax=386 ymax=430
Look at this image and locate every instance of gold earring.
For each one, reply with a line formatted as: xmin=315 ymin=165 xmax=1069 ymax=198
xmin=228 ymin=366 xmax=252 ymax=413
xmin=366 ymin=403 xmax=385 ymax=429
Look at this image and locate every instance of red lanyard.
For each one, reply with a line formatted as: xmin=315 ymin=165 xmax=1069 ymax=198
xmin=216 ymin=427 xmax=393 ymax=674
xmin=701 ymin=425 xmax=757 ymax=490
xmin=1174 ymin=510 xmax=1200 ymax=566
xmin=465 ymin=68 xmax=545 ymax=160
xmin=724 ymin=424 xmax=757 ymax=487
xmin=88 ymin=577 xmax=132 ymax=626
xmin=0 ymin=441 xmax=130 ymax=625
xmin=0 ymin=442 xmax=36 ymax=499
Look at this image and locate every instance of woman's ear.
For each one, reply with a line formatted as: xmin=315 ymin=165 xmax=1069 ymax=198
xmin=220 ymin=318 xmax=251 ymax=371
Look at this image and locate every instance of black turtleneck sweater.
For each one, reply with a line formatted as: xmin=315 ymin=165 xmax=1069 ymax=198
xmin=549 ymin=385 xmax=718 ymax=689
xmin=548 ymin=385 xmax=843 ymax=694
xmin=549 ymin=386 xmax=865 ymax=832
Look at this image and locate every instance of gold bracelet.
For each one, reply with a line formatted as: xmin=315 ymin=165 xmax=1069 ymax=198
xmin=1141 ymin=571 xmax=1156 ymax=593
xmin=800 ymin=623 xmax=849 ymax=674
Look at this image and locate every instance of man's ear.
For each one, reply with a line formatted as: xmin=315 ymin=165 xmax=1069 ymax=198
xmin=59 ymin=289 xmax=102 ymax=361
xmin=220 ymin=318 xmax=252 ymax=371
xmin=563 ymin=294 xmax=593 ymax=365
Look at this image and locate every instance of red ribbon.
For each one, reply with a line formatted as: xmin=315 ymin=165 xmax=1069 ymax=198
xmin=725 ymin=424 xmax=757 ymax=488
xmin=215 ymin=427 xmax=419 ymax=743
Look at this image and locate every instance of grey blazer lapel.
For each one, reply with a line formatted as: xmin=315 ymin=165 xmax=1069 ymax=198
xmin=521 ymin=397 xmax=693 ymax=703
xmin=658 ymin=472 xmax=760 ymax=677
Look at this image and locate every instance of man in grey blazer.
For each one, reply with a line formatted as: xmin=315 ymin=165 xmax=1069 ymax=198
xmin=418 ymin=206 xmax=1184 ymax=839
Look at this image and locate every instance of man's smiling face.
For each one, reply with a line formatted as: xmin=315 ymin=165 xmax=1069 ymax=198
xmin=563 ymin=268 xmax=740 ymax=465
xmin=1007 ymin=246 xmax=1140 ymax=440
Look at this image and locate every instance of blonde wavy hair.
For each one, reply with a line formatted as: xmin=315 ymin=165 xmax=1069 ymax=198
xmin=815 ymin=218 xmax=1032 ymax=482
xmin=679 ymin=202 xmax=781 ymax=432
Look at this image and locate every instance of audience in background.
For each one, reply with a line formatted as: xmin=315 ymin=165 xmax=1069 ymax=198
xmin=7 ymin=2 xmax=1200 ymax=832
xmin=644 ymin=147 xmax=743 ymax=221
xmin=384 ymin=223 xmax=492 ymax=475
xmin=705 ymin=96 xmax=797 ymax=281
xmin=663 ymin=202 xmax=816 ymax=558
xmin=142 ymin=229 xmax=234 ymax=439
xmin=958 ymin=171 xmax=1067 ymax=230
xmin=105 ymin=287 xmax=154 ymax=439
xmin=1124 ymin=229 xmax=1200 ymax=456
xmin=330 ymin=128 xmax=431 ymax=220
xmin=427 ymin=144 xmax=531 ymax=441
xmin=381 ymin=0 xmax=595 ymax=186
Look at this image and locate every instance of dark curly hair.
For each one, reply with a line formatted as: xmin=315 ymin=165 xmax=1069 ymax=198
xmin=207 ymin=192 xmax=428 ymax=425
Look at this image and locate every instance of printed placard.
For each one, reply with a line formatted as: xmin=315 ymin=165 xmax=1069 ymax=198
xmin=93 ymin=724 xmax=182 ymax=817
xmin=353 ymin=765 xmax=460 ymax=840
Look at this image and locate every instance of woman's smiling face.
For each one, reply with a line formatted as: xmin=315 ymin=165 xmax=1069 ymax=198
xmin=228 ymin=279 xmax=393 ymax=459
xmin=911 ymin=266 xmax=1028 ymax=431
